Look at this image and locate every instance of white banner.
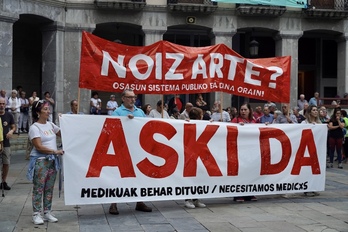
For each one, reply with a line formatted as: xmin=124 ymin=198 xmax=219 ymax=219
xmin=60 ymin=115 xmax=327 ymax=205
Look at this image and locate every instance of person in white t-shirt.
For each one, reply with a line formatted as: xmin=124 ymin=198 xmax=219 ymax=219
xmin=106 ymin=94 xmax=118 ymax=115
xmin=90 ymin=91 xmax=102 ymax=115
xmin=148 ymin=100 xmax=170 ymax=119
xmin=27 ymin=100 xmax=64 ymax=225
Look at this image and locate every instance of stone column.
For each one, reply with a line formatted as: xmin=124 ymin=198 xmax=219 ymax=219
xmin=275 ymin=31 xmax=303 ymax=107
xmin=63 ymin=24 xmax=95 ymax=114
xmin=40 ymin=23 xmax=65 ymax=124
xmin=212 ymin=31 xmax=235 ymax=109
xmin=0 ymin=13 xmax=17 ymax=91
xmin=337 ymin=34 xmax=348 ymax=96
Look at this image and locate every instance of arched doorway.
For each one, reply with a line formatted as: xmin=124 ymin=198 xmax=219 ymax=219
xmin=232 ymin=28 xmax=277 ymax=109
xmin=92 ymin=22 xmax=145 ymax=113
xmin=13 ymin=14 xmax=53 ymax=99
xmin=298 ymin=30 xmax=341 ymax=101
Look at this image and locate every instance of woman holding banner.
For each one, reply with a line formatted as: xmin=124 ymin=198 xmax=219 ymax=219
xmin=231 ymin=103 xmax=257 ymax=202
xmin=301 ymin=104 xmax=321 ymax=197
xmin=26 ymin=100 xmax=64 ymax=225
xmin=184 ymin=107 xmax=207 ymax=209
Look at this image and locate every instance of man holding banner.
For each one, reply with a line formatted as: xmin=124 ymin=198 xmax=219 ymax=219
xmin=109 ymin=88 xmax=152 ymax=215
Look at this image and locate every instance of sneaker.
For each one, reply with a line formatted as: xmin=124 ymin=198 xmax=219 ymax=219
xmin=23 ymin=129 xmax=28 ymax=133
xmin=234 ymin=197 xmax=244 ymax=202
xmin=19 ymin=130 xmax=23 ymax=133
xmin=32 ymin=213 xmax=44 ymax=225
xmin=338 ymin=163 xmax=343 ymax=169
xmin=0 ymin=182 xmax=11 ymax=190
xmin=184 ymin=200 xmax=195 ymax=209
xmin=193 ymin=199 xmax=206 ymax=208
xmin=43 ymin=211 xmax=58 ymax=222
xmin=250 ymin=196 xmax=258 ymax=201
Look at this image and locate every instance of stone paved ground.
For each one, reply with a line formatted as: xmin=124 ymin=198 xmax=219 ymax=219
xmin=1 ymin=151 xmax=348 ymax=232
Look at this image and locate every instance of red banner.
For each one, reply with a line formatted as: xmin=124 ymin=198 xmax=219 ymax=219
xmin=79 ymin=31 xmax=291 ymax=102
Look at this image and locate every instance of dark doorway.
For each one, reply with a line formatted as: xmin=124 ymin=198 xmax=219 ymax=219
xmin=163 ymin=25 xmax=214 ymax=108
xmin=13 ymin=14 xmax=52 ymax=98
xmin=92 ymin=23 xmax=144 ymax=113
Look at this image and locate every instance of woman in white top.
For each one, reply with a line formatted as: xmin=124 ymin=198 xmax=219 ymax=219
xmin=106 ymin=94 xmax=118 ymax=115
xmin=301 ymin=105 xmax=321 ymax=197
xmin=90 ymin=91 xmax=102 ymax=115
xmin=27 ymin=100 xmax=64 ymax=225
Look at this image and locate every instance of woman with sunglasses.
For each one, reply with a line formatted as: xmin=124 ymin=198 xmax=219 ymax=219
xmin=26 ymin=100 xmax=64 ymax=225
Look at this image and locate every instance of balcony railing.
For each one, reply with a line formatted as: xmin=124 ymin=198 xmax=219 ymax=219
xmin=305 ymin=0 xmax=348 ymax=19
xmin=236 ymin=4 xmax=286 ymax=17
xmin=167 ymin=0 xmax=218 ymax=13
xmin=94 ymin=0 xmax=146 ymax=10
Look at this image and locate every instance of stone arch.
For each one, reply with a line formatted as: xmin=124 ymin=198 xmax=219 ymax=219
xmin=91 ymin=22 xmax=145 ymax=113
xmin=299 ymin=29 xmax=343 ymax=100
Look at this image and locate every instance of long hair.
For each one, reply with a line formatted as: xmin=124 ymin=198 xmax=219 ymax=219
xmin=330 ymin=107 xmax=341 ymax=122
xmin=142 ymin=104 xmax=151 ymax=115
xmin=238 ymin=103 xmax=253 ymax=121
xmin=304 ymin=105 xmax=321 ymax=124
xmin=189 ymin=107 xmax=203 ymax=120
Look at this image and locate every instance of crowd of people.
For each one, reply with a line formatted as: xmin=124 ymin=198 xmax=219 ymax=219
xmin=1 ymin=88 xmax=347 ymax=225
xmin=102 ymin=91 xmax=348 ymax=171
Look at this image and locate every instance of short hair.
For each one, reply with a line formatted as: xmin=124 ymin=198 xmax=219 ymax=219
xmin=121 ymin=89 xmax=133 ymax=97
xmin=274 ymin=110 xmax=282 ymax=116
xmin=70 ymin=99 xmax=77 ymax=106
xmin=157 ymin=100 xmax=163 ymax=106
xmin=189 ymin=107 xmax=203 ymax=120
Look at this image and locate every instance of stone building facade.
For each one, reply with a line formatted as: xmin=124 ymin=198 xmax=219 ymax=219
xmin=0 ymin=0 xmax=347 ymax=121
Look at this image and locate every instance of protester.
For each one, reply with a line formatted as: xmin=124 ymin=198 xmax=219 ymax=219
xmin=301 ymin=105 xmax=321 ymax=196
xmin=110 ymin=89 xmax=152 ymax=215
xmin=28 ymin=91 xmax=39 ymax=126
xmin=210 ymin=101 xmax=230 ymax=122
xmin=0 ymin=98 xmax=15 ymax=191
xmin=142 ymin=104 xmax=152 ymax=117
xmin=67 ymin=100 xmax=84 ymax=114
xmin=179 ymin=102 xmax=193 ymax=120
xmin=168 ymin=94 xmax=183 ymax=115
xmin=90 ymin=91 xmax=102 ymax=115
xmin=26 ymin=100 xmax=64 ymax=225
xmin=231 ymin=103 xmax=257 ymax=202
xmin=308 ymin=92 xmax=322 ymax=106
xmin=195 ymin=93 xmax=207 ymax=108
xmin=184 ymin=107 xmax=206 ymax=209
xmin=297 ymin=94 xmax=308 ymax=110
xmin=6 ymin=90 xmax=21 ymax=134
xmin=44 ymin=92 xmax=55 ymax=122
xmin=149 ymin=100 xmax=170 ymax=119
xmin=327 ymin=108 xmax=345 ymax=169
xmin=19 ymin=91 xmax=29 ymax=133
xmin=106 ymin=94 xmax=118 ymax=115
xmin=257 ymin=106 xmax=273 ymax=124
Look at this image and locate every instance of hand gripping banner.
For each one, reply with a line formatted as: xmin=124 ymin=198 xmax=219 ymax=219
xmin=79 ymin=31 xmax=291 ymax=103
